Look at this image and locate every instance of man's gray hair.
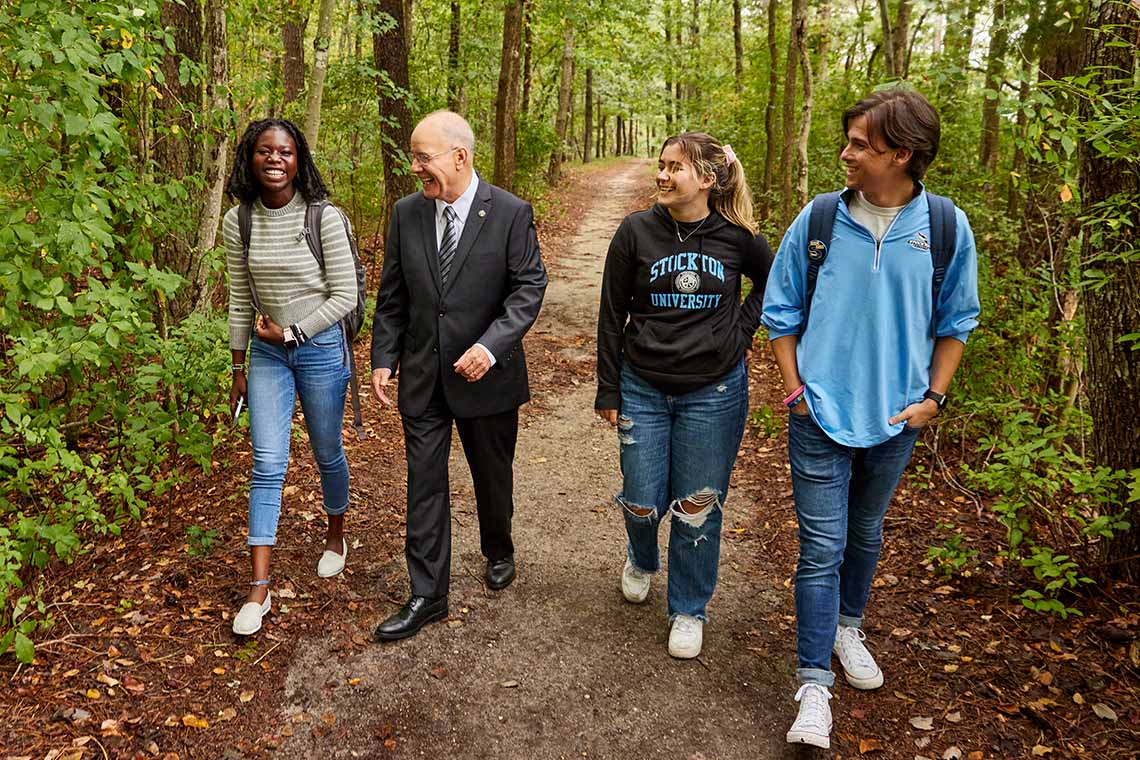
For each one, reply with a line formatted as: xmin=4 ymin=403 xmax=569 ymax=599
xmin=425 ymin=110 xmax=476 ymax=155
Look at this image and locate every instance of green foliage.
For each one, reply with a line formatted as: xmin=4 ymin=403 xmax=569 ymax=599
xmin=185 ymin=524 xmax=220 ymax=558
xmin=925 ymin=522 xmax=979 ymax=579
xmin=748 ymin=406 xmax=783 ymax=439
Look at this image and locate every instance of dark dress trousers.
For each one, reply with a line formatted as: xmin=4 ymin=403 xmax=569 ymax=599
xmin=370 ymin=179 xmax=547 ymax=598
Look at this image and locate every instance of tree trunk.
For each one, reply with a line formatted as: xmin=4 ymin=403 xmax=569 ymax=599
xmin=447 ymin=1 xmax=461 ymax=110
xmin=548 ymin=24 xmax=575 ymax=184
xmin=521 ymin=0 xmax=534 ymax=115
xmin=815 ymin=0 xmax=831 ymax=84
xmin=303 ymin=0 xmax=337 ymax=152
xmin=665 ymin=0 xmax=674 ymax=129
xmin=196 ymin=0 xmax=229 ymax=268
xmin=779 ymin=0 xmax=805 ymax=226
xmin=978 ymin=0 xmax=1008 ymax=170
xmin=875 ymin=0 xmax=896 ymax=78
xmin=155 ymin=0 xmax=204 ymax=323
xmin=761 ymin=0 xmax=779 ymax=219
xmin=733 ymin=0 xmax=744 ymax=93
xmin=600 ymin=107 xmax=607 ymax=157
xmin=795 ymin=9 xmax=813 ymax=209
xmin=493 ymin=0 xmax=525 ymax=191
xmin=891 ymin=0 xmax=911 ymax=77
xmin=616 ymin=114 xmax=624 ymax=156
xmin=282 ymin=10 xmax=306 ymax=105
xmin=373 ymin=0 xmax=417 ymax=226
xmin=1082 ymin=0 xmax=1140 ymax=579
xmin=689 ymin=0 xmax=701 ymax=102
xmin=583 ymin=67 xmax=594 ymax=163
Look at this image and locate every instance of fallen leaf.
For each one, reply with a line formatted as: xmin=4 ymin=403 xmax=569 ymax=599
xmin=1032 ymin=746 xmax=1053 ymax=756
xmin=240 ymin=690 xmax=255 ymax=703
xmin=100 ymin=719 xmax=122 ymax=736
xmin=858 ymin=737 xmax=884 ymax=754
xmin=283 ymin=485 xmax=299 ymax=497
xmin=943 ymin=664 xmax=959 ymax=673
xmin=212 ymin=667 xmax=226 ymax=675
xmin=942 ymin=748 xmax=962 ymax=760
xmin=967 ymin=753 xmax=983 ymax=760
xmin=321 ymin=713 xmax=337 ymax=726
xmin=500 ymin=680 xmax=520 ymax=688
xmin=429 ymin=666 xmax=446 ymax=679
xmin=1092 ymin=703 xmax=1118 ymax=721
xmin=891 ymin=627 xmax=913 ymax=639
xmin=276 ymin=587 xmax=297 ymax=599
xmin=1059 ymin=184 xmax=1073 ymax=203
xmin=383 ymin=739 xmax=397 ymax=750
xmin=915 ymin=736 xmax=931 ymax=749
xmin=1038 ymin=670 xmax=1054 ymax=686
xmin=945 ymin=711 xmax=962 ymax=723
xmin=347 ymin=678 xmax=362 ymax=686
xmin=909 ymin=716 xmax=934 ymax=731
xmin=181 ymin=713 xmax=209 ymax=729
xmin=933 ymin=585 xmax=956 ymax=595
xmin=1131 ymin=641 xmax=1140 ymax=669
xmin=218 ymin=708 xmax=237 ymax=722
xmin=1072 ymin=692 xmax=1085 ymax=705
xmin=85 ymin=689 xmax=101 ymax=700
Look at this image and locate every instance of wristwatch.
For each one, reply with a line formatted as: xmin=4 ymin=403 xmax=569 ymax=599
xmin=923 ymin=389 xmax=948 ymax=411
xmin=282 ymin=325 xmax=299 ymax=349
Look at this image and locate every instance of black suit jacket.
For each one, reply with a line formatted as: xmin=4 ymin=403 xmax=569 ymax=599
xmin=370 ymin=178 xmax=548 ymax=418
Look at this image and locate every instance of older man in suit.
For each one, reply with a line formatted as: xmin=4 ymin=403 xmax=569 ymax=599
xmin=370 ymin=110 xmax=547 ymax=640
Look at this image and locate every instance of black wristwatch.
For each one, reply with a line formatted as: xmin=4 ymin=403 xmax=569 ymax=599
xmin=923 ymin=389 xmax=948 ymax=411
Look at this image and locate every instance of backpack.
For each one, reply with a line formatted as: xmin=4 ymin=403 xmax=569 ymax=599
xmin=238 ymin=200 xmax=369 ymax=440
xmin=801 ymin=189 xmax=957 ymax=339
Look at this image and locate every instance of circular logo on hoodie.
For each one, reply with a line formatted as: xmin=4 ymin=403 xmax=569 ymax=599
xmin=675 ymin=270 xmax=700 ymax=293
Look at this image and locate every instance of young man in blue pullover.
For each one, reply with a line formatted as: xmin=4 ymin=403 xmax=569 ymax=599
xmin=762 ymin=88 xmax=980 ymax=749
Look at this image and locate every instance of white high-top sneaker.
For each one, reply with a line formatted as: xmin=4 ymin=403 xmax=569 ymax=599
xmin=667 ymin=614 xmax=703 ymax=659
xmin=833 ymin=624 xmax=884 ymax=689
xmin=621 ymin=558 xmax=651 ymax=603
xmin=785 ymin=683 xmax=833 ymax=749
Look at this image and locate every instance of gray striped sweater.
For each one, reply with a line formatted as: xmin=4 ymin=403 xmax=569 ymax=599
xmin=224 ymin=191 xmax=356 ymax=351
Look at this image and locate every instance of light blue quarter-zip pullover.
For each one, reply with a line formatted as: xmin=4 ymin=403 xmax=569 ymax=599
xmin=762 ymin=189 xmax=981 ymax=447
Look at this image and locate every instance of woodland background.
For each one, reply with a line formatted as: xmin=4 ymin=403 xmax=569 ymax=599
xmin=0 ymin=0 xmax=1137 ymax=702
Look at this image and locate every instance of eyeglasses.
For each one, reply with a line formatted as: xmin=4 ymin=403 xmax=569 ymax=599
xmin=411 ymin=146 xmax=460 ymax=166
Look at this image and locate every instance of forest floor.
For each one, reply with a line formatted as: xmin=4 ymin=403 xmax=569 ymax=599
xmin=3 ymin=159 xmax=1138 ymax=760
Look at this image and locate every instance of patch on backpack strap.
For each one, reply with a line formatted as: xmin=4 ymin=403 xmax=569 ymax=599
xmin=807 ymin=240 xmax=827 ymax=262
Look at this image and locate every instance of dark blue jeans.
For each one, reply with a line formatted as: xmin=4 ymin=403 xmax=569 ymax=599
xmin=787 ymin=411 xmax=920 ymax=686
xmin=617 ymin=360 xmax=749 ymax=621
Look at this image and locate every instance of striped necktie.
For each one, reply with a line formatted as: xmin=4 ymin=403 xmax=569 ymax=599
xmin=439 ymin=206 xmax=457 ymax=287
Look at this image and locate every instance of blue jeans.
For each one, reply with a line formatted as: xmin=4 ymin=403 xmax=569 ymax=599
xmin=787 ymin=411 xmax=920 ymax=686
xmin=616 ymin=360 xmax=748 ymax=621
xmin=246 ymin=324 xmax=351 ymax=546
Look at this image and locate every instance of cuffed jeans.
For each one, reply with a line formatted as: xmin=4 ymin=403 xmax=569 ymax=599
xmin=616 ymin=360 xmax=748 ymax=621
xmin=246 ymin=325 xmax=350 ymax=546
xmin=787 ymin=411 xmax=920 ymax=686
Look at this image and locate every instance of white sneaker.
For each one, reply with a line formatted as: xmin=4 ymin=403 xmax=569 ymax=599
xmin=786 ymin=683 xmax=833 ymax=749
xmin=621 ymin=558 xmax=651 ymax=603
xmin=833 ymin=625 xmax=884 ymax=689
xmin=317 ymin=538 xmax=348 ymax=578
xmin=667 ymin=615 xmax=703 ymax=659
xmin=232 ymin=591 xmax=272 ymax=636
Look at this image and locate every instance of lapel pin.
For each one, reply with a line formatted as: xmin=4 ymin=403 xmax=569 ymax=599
xmin=478 ymin=209 xmax=486 ymax=218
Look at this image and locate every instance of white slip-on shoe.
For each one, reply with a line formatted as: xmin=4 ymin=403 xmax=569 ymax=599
xmin=786 ymin=683 xmax=833 ymax=749
xmin=232 ymin=586 xmax=272 ymax=636
xmin=667 ymin=614 xmax=703 ymax=659
xmin=621 ymin=558 xmax=651 ymax=603
xmin=833 ymin=625 xmax=884 ymax=689
xmin=317 ymin=537 xmax=348 ymax=578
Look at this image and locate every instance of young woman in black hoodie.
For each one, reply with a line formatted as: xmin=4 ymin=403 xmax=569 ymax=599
xmin=595 ymin=132 xmax=773 ymax=658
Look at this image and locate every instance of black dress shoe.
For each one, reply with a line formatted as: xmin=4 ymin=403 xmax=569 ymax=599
xmin=485 ymin=556 xmax=516 ymax=590
xmin=374 ymin=595 xmax=448 ymax=641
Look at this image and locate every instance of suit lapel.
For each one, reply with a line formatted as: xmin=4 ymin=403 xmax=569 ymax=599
xmin=418 ymin=196 xmax=441 ymax=294
xmin=442 ymin=180 xmax=492 ymax=298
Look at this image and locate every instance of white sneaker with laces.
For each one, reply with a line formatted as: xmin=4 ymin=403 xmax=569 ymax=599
xmin=833 ymin=624 xmax=884 ymax=689
xmin=317 ymin=537 xmax=348 ymax=578
xmin=667 ymin=614 xmax=703 ymax=659
xmin=621 ymin=558 xmax=651 ymax=603
xmin=232 ymin=591 xmax=271 ymax=636
xmin=785 ymin=683 xmax=833 ymax=749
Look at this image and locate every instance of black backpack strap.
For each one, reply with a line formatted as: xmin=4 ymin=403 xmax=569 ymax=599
xmin=304 ymin=200 xmax=329 ymax=266
xmin=237 ymin=202 xmax=264 ymax=316
xmin=801 ymin=191 xmax=843 ymax=336
xmin=926 ymin=192 xmax=958 ymax=339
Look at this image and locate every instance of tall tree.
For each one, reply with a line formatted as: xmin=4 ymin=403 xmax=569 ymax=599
xmin=793 ymin=0 xmax=813 ymax=209
xmin=303 ymin=0 xmax=338 ymax=151
xmin=665 ymin=0 xmax=674 ymax=129
xmin=689 ymin=0 xmax=701 ymax=103
xmin=374 ymin=0 xmax=417 ymax=225
xmin=761 ymin=0 xmax=780 ymax=218
xmin=733 ymin=0 xmax=744 ymax=93
xmin=195 ymin=0 xmax=230 ymax=261
xmin=1081 ymin=0 xmax=1140 ymax=579
xmin=447 ymin=1 xmax=461 ymax=110
xmin=521 ymin=0 xmax=534 ymax=115
xmin=876 ymin=0 xmax=897 ymax=77
xmin=493 ymin=0 xmax=525 ymax=191
xmin=583 ymin=67 xmax=594 ymax=163
xmin=548 ymin=23 xmax=576 ymax=184
xmin=815 ymin=0 xmax=832 ymax=84
xmin=282 ymin=4 xmax=306 ymax=105
xmin=779 ymin=0 xmax=806 ymax=224
xmin=979 ymin=0 xmax=1009 ymax=170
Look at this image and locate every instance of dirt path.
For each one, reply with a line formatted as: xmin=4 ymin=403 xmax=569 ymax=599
xmin=277 ymin=161 xmax=794 ymax=759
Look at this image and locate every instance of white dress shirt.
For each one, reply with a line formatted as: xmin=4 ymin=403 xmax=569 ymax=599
xmin=434 ymin=173 xmax=496 ymax=367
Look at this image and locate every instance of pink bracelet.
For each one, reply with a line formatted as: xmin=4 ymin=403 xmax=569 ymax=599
xmin=783 ymin=384 xmax=806 ymax=407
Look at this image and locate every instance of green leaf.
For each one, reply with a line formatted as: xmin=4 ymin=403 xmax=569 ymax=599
xmin=13 ymin=632 xmax=34 ymax=663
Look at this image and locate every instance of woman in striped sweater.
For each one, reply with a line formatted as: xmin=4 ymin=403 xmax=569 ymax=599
xmin=223 ymin=119 xmax=358 ymax=636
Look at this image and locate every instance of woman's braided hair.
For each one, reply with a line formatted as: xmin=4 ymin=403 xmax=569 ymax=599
xmin=225 ymin=118 xmax=328 ymax=204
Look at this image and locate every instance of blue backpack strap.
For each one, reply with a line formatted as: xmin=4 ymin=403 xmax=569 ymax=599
xmin=925 ymin=192 xmax=957 ymax=339
xmin=801 ymin=191 xmax=843 ymax=336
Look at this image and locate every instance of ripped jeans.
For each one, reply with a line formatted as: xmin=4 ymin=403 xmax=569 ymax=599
xmin=616 ymin=359 xmax=748 ymax=621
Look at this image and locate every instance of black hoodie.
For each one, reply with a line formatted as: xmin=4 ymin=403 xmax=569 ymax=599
xmin=595 ymin=204 xmax=774 ymax=410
